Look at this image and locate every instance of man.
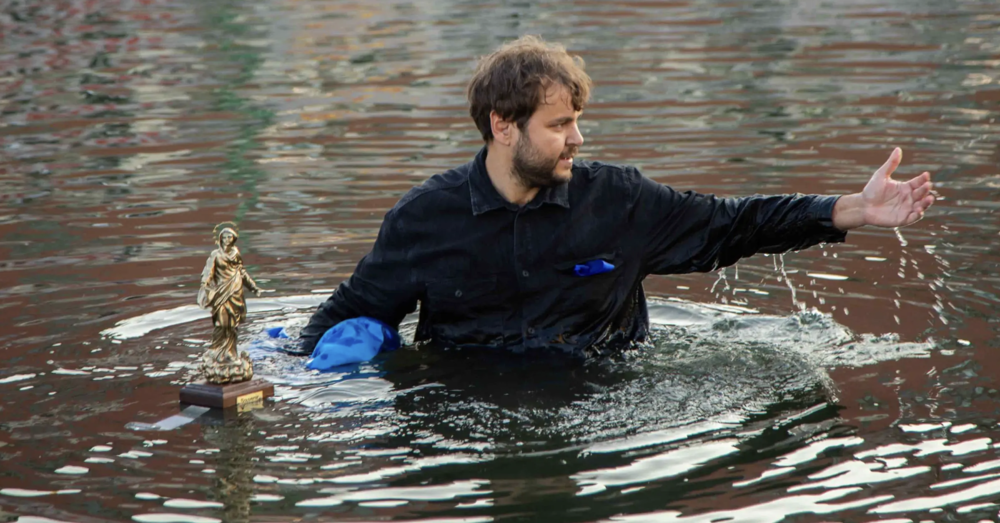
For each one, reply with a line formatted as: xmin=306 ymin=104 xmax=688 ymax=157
xmin=296 ymin=36 xmax=934 ymax=358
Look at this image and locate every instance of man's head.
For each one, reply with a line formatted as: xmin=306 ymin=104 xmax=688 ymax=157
xmin=468 ymin=36 xmax=592 ymax=188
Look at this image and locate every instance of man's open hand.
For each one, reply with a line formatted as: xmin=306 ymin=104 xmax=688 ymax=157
xmin=832 ymin=147 xmax=935 ymax=230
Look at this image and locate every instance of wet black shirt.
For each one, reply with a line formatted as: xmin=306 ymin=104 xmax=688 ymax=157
xmin=299 ymin=147 xmax=847 ymax=357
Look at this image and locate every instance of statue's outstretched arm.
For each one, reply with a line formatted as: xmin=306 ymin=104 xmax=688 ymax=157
xmin=242 ymin=267 xmax=261 ymax=297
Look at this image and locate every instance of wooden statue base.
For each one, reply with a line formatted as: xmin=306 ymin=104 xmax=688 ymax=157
xmin=179 ymin=378 xmax=274 ymax=412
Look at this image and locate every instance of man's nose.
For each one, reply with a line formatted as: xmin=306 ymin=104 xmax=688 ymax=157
xmin=568 ymin=123 xmax=584 ymax=147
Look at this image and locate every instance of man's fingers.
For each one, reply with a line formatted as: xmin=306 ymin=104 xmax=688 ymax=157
xmin=907 ymin=196 xmax=934 ymax=223
xmin=912 ymin=182 xmax=932 ymax=201
xmin=905 ymin=198 xmax=933 ymax=226
xmin=902 ymin=208 xmax=923 ymax=226
xmin=906 ymin=171 xmax=931 ymax=190
xmin=877 ymin=147 xmax=903 ymax=179
xmin=919 ymin=194 xmax=935 ymax=210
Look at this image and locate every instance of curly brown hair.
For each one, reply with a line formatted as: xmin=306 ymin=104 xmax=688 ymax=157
xmin=467 ymin=35 xmax=592 ymax=142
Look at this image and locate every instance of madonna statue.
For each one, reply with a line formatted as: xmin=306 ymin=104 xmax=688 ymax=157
xmin=196 ymin=222 xmax=262 ymax=384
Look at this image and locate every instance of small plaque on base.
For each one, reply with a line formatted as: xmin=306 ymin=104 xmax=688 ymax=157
xmin=179 ymin=378 xmax=274 ymax=412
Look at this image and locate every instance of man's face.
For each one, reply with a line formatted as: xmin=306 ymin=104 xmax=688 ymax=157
xmin=221 ymin=231 xmax=234 ymax=248
xmin=510 ymin=84 xmax=584 ymax=189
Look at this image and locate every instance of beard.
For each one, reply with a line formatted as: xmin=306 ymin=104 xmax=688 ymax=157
xmin=511 ymin=129 xmax=578 ymax=189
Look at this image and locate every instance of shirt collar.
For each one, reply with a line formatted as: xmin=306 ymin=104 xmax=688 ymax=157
xmin=468 ymin=146 xmax=571 ymax=216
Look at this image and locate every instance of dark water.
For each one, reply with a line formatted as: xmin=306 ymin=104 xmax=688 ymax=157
xmin=2 ymin=0 xmax=1000 ymax=521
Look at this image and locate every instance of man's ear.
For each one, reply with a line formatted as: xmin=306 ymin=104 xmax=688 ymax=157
xmin=490 ymin=111 xmax=513 ymax=146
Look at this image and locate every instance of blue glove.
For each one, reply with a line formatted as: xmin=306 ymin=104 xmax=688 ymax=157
xmin=304 ymin=317 xmax=400 ymax=371
xmin=573 ymin=259 xmax=615 ymax=277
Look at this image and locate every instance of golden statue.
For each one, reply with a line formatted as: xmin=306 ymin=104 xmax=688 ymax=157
xmin=196 ymin=222 xmax=262 ymax=384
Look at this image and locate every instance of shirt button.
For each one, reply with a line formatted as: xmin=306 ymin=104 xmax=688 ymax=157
xmin=454 ymin=290 xmax=462 ymax=297
xmin=527 ymin=327 xmax=535 ymax=335
xmin=522 ymin=270 xmax=530 ymax=277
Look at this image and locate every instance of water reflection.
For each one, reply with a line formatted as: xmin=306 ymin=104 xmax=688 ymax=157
xmin=28 ymin=298 xmax=941 ymax=522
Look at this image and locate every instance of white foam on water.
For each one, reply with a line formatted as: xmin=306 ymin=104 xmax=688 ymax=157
xmin=288 ymin=376 xmax=396 ymax=408
xmin=930 ymin=472 xmax=1000 ymax=490
xmin=790 ymin=461 xmax=930 ymax=492
xmin=257 ymin=454 xmax=486 ymax=489
xmin=807 ymin=272 xmax=850 ymax=281
xmin=604 ymin=487 xmax=891 ymax=523
xmin=0 ymin=374 xmax=36 ymax=384
xmin=119 ymin=450 xmax=154 ymax=459
xmin=573 ymin=439 xmax=740 ymax=491
xmin=951 ymin=424 xmax=977 ymax=434
xmin=294 ymin=497 xmax=343 ymax=507
xmin=457 ymin=498 xmax=495 ymax=508
xmin=581 ymin=420 xmax=732 ymax=456
xmin=733 ymin=467 xmax=795 ymax=488
xmin=1 ymin=489 xmax=81 ymax=497
xmin=856 ymin=443 xmax=919 ymax=459
xmin=265 ymin=452 xmax=320 ymax=463
xmin=131 ymin=515 xmax=221 ymax=523
xmin=957 ymin=502 xmax=997 ymax=514
xmin=358 ymin=500 xmax=408 ymax=507
xmin=2 ymin=489 xmax=55 ymax=497
xmin=577 ymin=484 xmax=607 ymax=497
xmin=162 ymin=499 xmax=224 ymax=509
xmin=353 ymin=447 xmax=411 ymax=457
xmin=966 ymin=458 xmax=1000 ymax=474
xmin=54 ymin=466 xmax=88 ymax=475
xmin=252 ymin=475 xmax=278 ymax=484
xmin=900 ymin=422 xmax=951 ymax=433
xmin=869 ymin=477 xmax=1000 ymax=514
xmin=337 ymin=480 xmax=488 ymax=503
xmin=915 ymin=438 xmax=993 ymax=458
xmin=392 ymin=519 xmax=493 ymax=523
xmin=774 ymin=437 xmax=865 ymax=467
xmin=882 ymin=458 xmax=911 ymax=470
xmin=249 ymin=494 xmax=283 ymax=502
xmin=856 ymin=437 xmax=993 ymax=460
xmin=51 ymin=368 xmax=89 ymax=375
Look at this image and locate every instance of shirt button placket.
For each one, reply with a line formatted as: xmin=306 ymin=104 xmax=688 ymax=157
xmin=515 ymin=209 xmax=533 ymax=344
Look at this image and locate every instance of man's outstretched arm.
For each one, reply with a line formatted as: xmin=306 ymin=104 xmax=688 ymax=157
xmin=634 ymin=147 xmax=934 ymax=276
xmin=831 ymin=148 xmax=934 ymax=231
xmin=296 ymin=209 xmax=420 ymax=355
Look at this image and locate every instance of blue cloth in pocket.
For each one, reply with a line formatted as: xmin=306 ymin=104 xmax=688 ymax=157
xmin=305 ymin=317 xmax=401 ymax=371
xmin=573 ymin=259 xmax=615 ymax=277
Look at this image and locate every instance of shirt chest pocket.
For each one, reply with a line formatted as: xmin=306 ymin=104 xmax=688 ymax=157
xmin=550 ymin=249 xmax=625 ymax=314
xmin=553 ymin=249 xmax=622 ymax=277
